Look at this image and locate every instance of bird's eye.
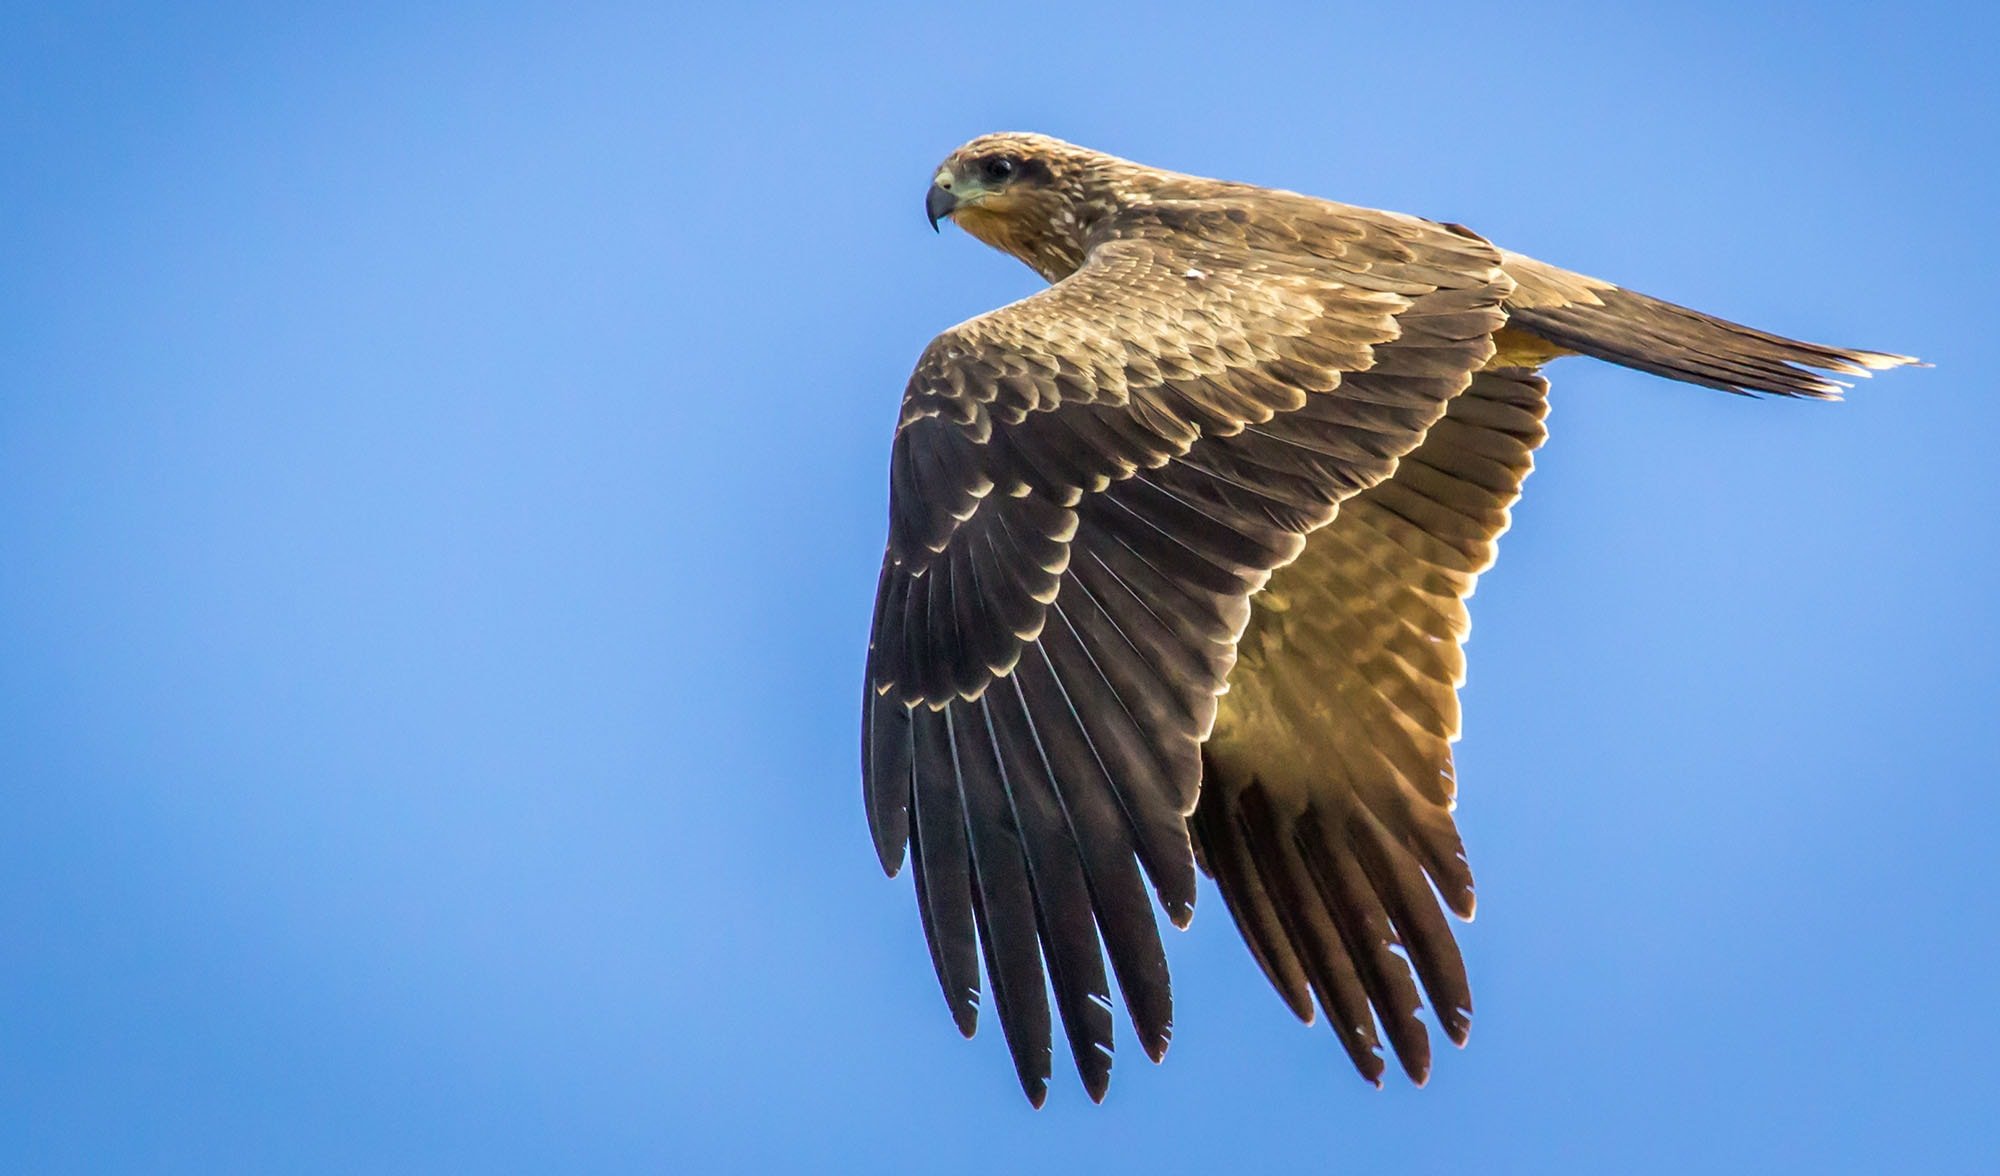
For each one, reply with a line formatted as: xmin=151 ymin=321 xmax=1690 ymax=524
xmin=982 ymin=157 xmax=1017 ymax=183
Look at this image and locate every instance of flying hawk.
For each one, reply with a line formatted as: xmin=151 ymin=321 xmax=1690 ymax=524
xmin=862 ymin=132 xmax=1917 ymax=1105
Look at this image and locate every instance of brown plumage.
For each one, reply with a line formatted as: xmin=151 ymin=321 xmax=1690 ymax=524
xmin=864 ymin=132 xmax=1919 ymax=1105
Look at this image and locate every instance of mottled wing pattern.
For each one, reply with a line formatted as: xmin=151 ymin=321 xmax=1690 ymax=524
xmin=1195 ymin=368 xmax=1550 ymax=1086
xmin=864 ymin=208 xmax=1511 ymax=1103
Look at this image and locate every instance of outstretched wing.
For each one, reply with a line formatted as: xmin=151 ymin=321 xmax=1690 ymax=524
xmin=1195 ymin=367 xmax=1550 ymax=1086
xmin=864 ymin=204 xmax=1511 ymax=1103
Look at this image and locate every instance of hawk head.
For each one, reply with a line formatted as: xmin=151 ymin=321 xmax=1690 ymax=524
xmin=926 ymin=133 xmax=1127 ymax=281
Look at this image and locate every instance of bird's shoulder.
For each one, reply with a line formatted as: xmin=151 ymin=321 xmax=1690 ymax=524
xmin=1093 ymin=179 xmax=1509 ymax=288
xmin=901 ymin=189 xmax=1503 ymax=428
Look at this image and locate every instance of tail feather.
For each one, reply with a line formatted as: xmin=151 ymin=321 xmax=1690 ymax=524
xmin=1499 ymin=252 xmax=1920 ymax=399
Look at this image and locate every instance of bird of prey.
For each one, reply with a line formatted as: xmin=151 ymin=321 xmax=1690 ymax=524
xmin=862 ymin=132 xmax=1917 ymax=1106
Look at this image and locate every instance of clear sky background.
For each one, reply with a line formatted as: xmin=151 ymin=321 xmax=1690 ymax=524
xmin=3 ymin=3 xmax=1996 ymax=1173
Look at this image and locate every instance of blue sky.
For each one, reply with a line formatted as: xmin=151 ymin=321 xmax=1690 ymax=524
xmin=3 ymin=3 xmax=1995 ymax=1172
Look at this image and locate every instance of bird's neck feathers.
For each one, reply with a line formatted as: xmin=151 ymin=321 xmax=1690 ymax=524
xmin=955 ymin=200 xmax=1092 ymax=283
xmin=956 ymin=161 xmax=1148 ymax=284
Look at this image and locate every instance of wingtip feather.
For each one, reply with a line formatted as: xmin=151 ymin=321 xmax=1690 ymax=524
xmin=871 ymin=824 xmax=908 ymax=877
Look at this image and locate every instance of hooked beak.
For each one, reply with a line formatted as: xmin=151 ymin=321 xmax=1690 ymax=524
xmin=925 ymin=182 xmax=958 ymax=232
